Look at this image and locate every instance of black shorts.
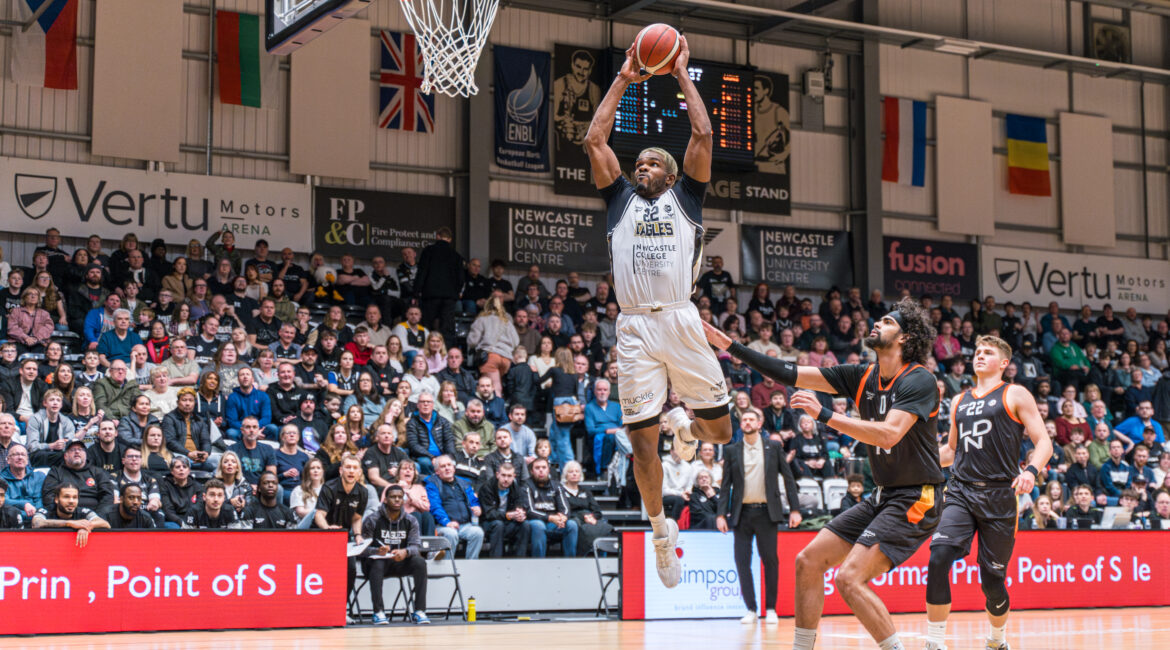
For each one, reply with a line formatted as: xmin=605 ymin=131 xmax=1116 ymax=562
xmin=824 ymin=483 xmax=943 ymax=568
xmin=930 ymin=479 xmax=1018 ymax=577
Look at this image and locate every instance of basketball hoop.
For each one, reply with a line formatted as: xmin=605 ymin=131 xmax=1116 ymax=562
xmin=399 ymin=0 xmax=499 ymax=98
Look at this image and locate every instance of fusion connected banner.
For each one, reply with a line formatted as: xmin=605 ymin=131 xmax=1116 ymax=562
xmin=0 ymin=531 xmax=347 ymax=634
xmin=884 ymin=236 xmax=980 ymax=300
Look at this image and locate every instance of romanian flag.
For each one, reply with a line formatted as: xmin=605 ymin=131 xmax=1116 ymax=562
xmin=881 ymin=97 xmax=926 ymax=187
xmin=1006 ymin=113 xmax=1051 ymax=196
xmin=9 ymin=0 xmax=79 ymax=90
xmin=216 ymin=11 xmax=277 ymax=109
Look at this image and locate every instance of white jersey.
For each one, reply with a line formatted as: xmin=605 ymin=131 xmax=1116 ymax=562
xmin=601 ymin=174 xmax=706 ymax=309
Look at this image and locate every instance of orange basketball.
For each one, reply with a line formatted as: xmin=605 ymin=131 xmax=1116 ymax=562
xmin=635 ymin=23 xmax=681 ymax=76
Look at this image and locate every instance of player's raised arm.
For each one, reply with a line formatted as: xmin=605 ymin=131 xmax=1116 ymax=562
xmin=701 ymin=320 xmax=836 ymax=393
xmin=671 ymin=36 xmax=712 ymax=183
xmin=1006 ymin=383 xmax=1053 ymax=495
xmin=583 ymin=47 xmax=649 ymax=189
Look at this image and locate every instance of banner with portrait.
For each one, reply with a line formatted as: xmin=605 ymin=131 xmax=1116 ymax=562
xmin=552 ymin=44 xmax=605 ymax=197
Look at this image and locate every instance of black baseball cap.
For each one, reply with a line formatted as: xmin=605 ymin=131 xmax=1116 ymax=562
xmin=65 ymin=439 xmax=87 ymax=450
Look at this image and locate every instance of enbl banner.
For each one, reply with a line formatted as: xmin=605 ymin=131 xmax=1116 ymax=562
xmin=0 ymin=531 xmax=347 ymax=634
xmin=495 ymin=46 xmax=550 ymax=172
xmin=622 ymin=530 xmax=1170 ymax=619
xmin=739 ymin=225 xmax=851 ymax=289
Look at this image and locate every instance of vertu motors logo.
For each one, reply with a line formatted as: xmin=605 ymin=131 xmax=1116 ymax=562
xmin=14 ymin=173 xmax=57 ymax=219
xmin=994 ymin=258 xmax=1021 ymax=293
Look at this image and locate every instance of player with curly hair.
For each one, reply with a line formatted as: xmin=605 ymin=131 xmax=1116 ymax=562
xmin=704 ymin=296 xmax=941 ymax=650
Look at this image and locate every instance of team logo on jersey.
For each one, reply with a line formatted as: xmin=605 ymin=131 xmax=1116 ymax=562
xmin=959 ymin=418 xmax=993 ymax=452
xmin=865 ymin=391 xmax=874 ymax=400
xmin=634 ymin=204 xmax=674 ymax=237
xmin=85 ymin=477 xmax=95 ymax=487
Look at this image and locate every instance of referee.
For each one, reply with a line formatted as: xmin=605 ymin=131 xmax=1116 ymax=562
xmin=716 ymin=407 xmax=802 ymax=624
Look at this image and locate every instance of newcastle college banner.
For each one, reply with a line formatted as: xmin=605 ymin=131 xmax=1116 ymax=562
xmin=739 ymin=225 xmax=851 ymax=289
xmin=314 ymin=187 xmax=455 ymax=258
xmin=488 ymin=201 xmax=608 ymax=273
xmin=552 ymin=44 xmax=604 ymax=197
xmin=495 ymin=46 xmax=550 ymax=172
xmin=883 ymin=236 xmax=980 ymax=300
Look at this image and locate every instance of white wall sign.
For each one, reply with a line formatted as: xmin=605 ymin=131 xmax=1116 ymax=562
xmin=639 ymin=531 xmax=760 ymax=620
xmin=980 ymin=245 xmax=1170 ymax=313
xmin=1 ymin=157 xmax=312 ymax=250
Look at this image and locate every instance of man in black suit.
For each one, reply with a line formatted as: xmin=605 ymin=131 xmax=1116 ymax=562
xmin=716 ymin=407 xmax=802 ymax=625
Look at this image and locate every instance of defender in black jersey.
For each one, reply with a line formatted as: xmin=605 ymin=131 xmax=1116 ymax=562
xmin=707 ymin=297 xmax=938 ymax=650
xmin=924 ymin=336 xmax=1051 ymax=650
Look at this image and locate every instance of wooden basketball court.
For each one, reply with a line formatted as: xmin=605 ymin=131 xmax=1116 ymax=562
xmin=10 ymin=608 xmax=1167 ymax=649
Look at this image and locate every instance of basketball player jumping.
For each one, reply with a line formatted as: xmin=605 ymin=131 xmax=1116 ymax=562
xmin=583 ymin=39 xmax=733 ymax=588
xmin=924 ymin=336 xmax=1052 ymax=650
xmin=705 ymin=298 xmax=941 ymax=650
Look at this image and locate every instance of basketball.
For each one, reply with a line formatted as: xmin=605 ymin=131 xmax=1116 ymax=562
xmin=635 ymin=23 xmax=681 ymax=75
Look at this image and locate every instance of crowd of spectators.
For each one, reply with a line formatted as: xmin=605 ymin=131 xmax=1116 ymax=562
xmin=2 ymin=227 xmax=1168 ymax=576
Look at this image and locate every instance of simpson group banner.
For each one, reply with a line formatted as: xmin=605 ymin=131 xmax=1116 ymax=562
xmin=980 ymin=245 xmax=1170 ymax=313
xmin=314 ymin=187 xmax=455 ymax=258
xmin=488 ymin=201 xmax=608 ymax=273
xmin=495 ymin=46 xmax=550 ymax=172
xmin=1 ymin=156 xmax=311 ymax=250
xmin=622 ymin=530 xmax=1170 ymax=619
xmin=739 ymin=225 xmax=851 ymax=289
xmin=884 ymin=236 xmax=980 ymax=300
xmin=0 ymin=531 xmax=347 ymax=634
xmin=553 ymin=44 xmax=604 ymax=197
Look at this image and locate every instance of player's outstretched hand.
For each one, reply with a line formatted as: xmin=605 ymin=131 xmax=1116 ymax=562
xmin=671 ymin=34 xmax=691 ymax=78
xmin=1011 ymin=468 xmax=1036 ymax=496
xmin=790 ymin=390 xmax=823 ymax=419
xmin=701 ymin=320 xmax=731 ymax=350
xmin=620 ymin=46 xmax=652 ymax=84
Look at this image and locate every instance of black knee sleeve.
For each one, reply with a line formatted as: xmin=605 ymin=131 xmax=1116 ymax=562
xmin=981 ymin=569 xmax=1010 ymax=616
xmin=926 ymin=545 xmax=962 ymax=605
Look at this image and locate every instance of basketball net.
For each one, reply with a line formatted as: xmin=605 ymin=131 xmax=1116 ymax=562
xmin=399 ymin=0 xmax=499 ymax=98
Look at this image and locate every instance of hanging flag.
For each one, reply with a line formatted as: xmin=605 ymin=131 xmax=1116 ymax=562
xmin=216 ymin=11 xmax=278 ymax=109
xmin=379 ymin=30 xmax=434 ymax=133
xmin=494 ymin=46 xmax=550 ymax=172
xmin=1005 ymin=113 xmax=1051 ymax=196
xmin=9 ymin=0 xmax=78 ymax=90
xmin=881 ymin=97 xmax=926 ymax=187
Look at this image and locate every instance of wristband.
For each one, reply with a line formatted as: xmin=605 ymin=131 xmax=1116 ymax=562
xmin=817 ymin=408 xmax=833 ymax=425
xmin=1024 ymin=465 xmax=1040 ymax=478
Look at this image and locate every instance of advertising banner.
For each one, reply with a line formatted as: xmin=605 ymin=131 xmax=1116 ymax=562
xmin=1 ymin=156 xmax=311 ymax=250
xmin=494 ymin=46 xmax=550 ymax=172
xmin=622 ymin=530 xmax=1170 ymax=619
xmin=739 ymin=225 xmax=851 ymax=289
xmin=552 ymin=44 xmax=604 ymax=197
xmin=621 ymin=531 xmax=760 ymax=620
xmin=980 ymin=245 xmax=1170 ymax=313
xmin=314 ymin=186 xmax=455 ymax=258
xmin=488 ymin=201 xmax=608 ymax=273
xmin=0 ymin=531 xmax=347 ymax=634
xmin=883 ymin=236 xmax=980 ymax=300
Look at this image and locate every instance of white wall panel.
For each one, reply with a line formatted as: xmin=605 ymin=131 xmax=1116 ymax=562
xmin=789 ymin=130 xmax=848 ymax=208
xmin=967 ymin=0 xmax=1068 ymax=53
xmin=1130 ymin=12 xmax=1164 ymax=69
xmin=969 ymin=59 xmax=1068 ymax=116
xmin=1071 ymin=75 xmax=1140 ymax=129
xmin=1113 ymin=169 xmax=1146 ymax=238
xmin=880 ymin=45 xmax=966 ymax=99
xmin=879 ymin=0 xmax=965 ymax=36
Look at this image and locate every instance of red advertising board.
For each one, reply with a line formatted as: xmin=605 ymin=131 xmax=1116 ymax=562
xmin=622 ymin=530 xmax=1170 ymax=619
xmin=0 ymin=531 xmax=347 ymax=634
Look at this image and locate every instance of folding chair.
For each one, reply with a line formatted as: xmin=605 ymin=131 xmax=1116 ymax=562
xmin=593 ymin=537 xmax=620 ymax=617
xmin=822 ymin=478 xmax=849 ymax=512
xmin=420 ymin=535 xmax=466 ymax=620
xmin=797 ymin=478 xmax=825 ymax=512
xmin=348 ymin=561 xmax=414 ymax=623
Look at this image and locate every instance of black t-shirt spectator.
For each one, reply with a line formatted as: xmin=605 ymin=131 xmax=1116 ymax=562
xmin=1096 ymin=315 xmax=1124 ymax=343
xmin=488 ymin=277 xmax=513 ymax=300
xmin=0 ymin=504 xmax=26 ymax=529
xmin=463 ymin=272 xmax=491 ymax=304
xmin=786 ymin=432 xmax=829 ymax=461
xmin=87 ymin=442 xmax=125 ymax=476
xmin=184 ymin=506 xmax=239 ymax=529
xmin=187 ymin=334 xmax=220 ymax=366
xmin=34 ymin=506 xmax=101 ymax=527
xmin=362 ymin=445 xmax=410 ymax=486
xmin=315 ymin=478 xmax=369 ymax=527
xmin=697 ymin=270 xmax=734 ymax=310
xmin=251 ymin=317 xmax=282 ymax=347
xmin=280 ymin=264 xmax=310 ymax=294
xmin=229 ymin=442 xmax=277 ymax=485
xmin=242 ymin=500 xmax=296 ymax=529
xmin=101 ymin=505 xmax=156 ymax=529
xmin=269 ymin=385 xmax=307 ymax=423
xmin=245 ymin=258 xmax=276 ymax=280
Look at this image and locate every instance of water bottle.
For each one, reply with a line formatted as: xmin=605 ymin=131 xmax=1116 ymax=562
xmin=467 ymin=596 xmax=476 ymax=622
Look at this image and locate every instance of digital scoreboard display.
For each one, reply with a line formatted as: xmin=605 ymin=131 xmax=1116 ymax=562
xmin=610 ymin=53 xmax=755 ymax=170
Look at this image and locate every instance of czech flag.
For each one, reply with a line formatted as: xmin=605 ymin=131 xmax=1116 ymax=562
xmin=1005 ymin=113 xmax=1051 ymax=196
xmin=9 ymin=0 xmax=78 ymax=90
xmin=881 ymin=97 xmax=926 ymax=187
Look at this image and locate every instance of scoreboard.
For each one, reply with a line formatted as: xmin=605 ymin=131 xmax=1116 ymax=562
xmin=611 ymin=54 xmax=755 ymax=170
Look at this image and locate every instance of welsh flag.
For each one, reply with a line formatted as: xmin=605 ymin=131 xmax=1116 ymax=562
xmin=216 ymin=11 xmax=278 ymax=108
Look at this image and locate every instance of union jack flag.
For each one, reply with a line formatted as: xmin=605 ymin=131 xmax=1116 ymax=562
xmin=379 ymin=30 xmax=434 ymax=132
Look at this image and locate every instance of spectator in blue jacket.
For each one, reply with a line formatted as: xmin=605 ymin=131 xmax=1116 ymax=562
xmin=83 ymin=293 xmax=120 ymax=350
xmin=1098 ymin=439 xmax=1132 ymax=506
xmin=0 ymin=444 xmax=43 ymax=518
xmin=96 ymin=309 xmax=143 ymax=367
xmin=585 ymin=379 xmax=622 ymax=477
xmin=425 ymin=455 xmax=484 ymax=558
xmin=1115 ymin=401 xmax=1165 ymax=445
xmin=225 ymin=368 xmax=274 ymax=441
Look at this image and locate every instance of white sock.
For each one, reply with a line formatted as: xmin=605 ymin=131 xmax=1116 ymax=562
xmin=793 ymin=627 xmax=817 ymax=650
xmin=989 ymin=623 xmax=1006 ymax=643
xmin=877 ymin=634 xmax=904 ymax=650
xmin=649 ymin=510 xmax=669 ymax=538
xmin=926 ymin=620 xmax=947 ymax=645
